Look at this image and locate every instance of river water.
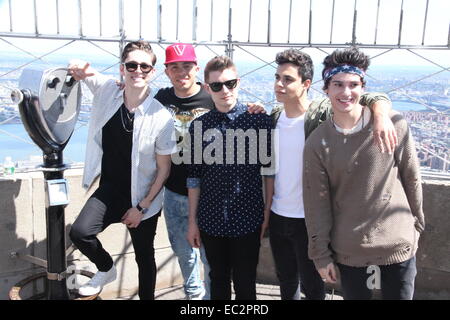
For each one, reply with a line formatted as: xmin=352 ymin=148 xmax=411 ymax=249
xmin=0 ymin=100 xmax=428 ymax=163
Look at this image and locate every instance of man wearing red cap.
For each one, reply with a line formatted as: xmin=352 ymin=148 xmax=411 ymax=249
xmin=155 ymin=43 xmax=266 ymax=300
xmin=155 ymin=43 xmax=213 ymax=300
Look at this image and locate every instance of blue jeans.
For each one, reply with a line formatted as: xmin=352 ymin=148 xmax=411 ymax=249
xmin=269 ymin=212 xmax=325 ymax=300
xmin=163 ymin=188 xmax=210 ymax=299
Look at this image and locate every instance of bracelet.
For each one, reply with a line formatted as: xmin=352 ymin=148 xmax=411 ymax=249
xmin=136 ymin=203 xmax=145 ymax=213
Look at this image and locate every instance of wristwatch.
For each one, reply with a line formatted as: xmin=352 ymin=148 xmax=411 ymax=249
xmin=136 ymin=203 xmax=146 ymax=214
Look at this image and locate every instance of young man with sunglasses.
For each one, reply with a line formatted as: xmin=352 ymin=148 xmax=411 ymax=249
xmin=67 ymin=41 xmax=176 ymax=300
xmin=186 ymin=56 xmax=273 ymax=300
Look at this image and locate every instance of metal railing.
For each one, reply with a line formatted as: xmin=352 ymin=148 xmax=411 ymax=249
xmin=1 ymin=0 xmax=449 ymax=49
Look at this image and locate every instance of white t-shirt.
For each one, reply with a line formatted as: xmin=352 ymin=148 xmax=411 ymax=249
xmin=271 ymin=110 xmax=306 ymax=218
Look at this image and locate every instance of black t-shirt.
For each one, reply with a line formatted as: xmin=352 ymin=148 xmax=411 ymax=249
xmin=154 ymin=84 xmax=214 ymax=195
xmin=98 ymin=104 xmax=133 ymax=203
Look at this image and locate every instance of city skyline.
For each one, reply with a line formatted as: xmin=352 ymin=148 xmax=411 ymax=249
xmin=1 ymin=52 xmax=448 ymax=173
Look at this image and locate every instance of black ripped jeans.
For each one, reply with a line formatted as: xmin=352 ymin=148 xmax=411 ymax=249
xmin=69 ymin=184 xmax=160 ymax=300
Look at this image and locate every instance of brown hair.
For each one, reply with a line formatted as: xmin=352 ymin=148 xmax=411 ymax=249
xmin=204 ymin=56 xmax=236 ymax=83
xmin=121 ymin=40 xmax=157 ymax=66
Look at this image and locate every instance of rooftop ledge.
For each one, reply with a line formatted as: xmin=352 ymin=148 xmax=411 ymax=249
xmin=0 ymin=169 xmax=449 ymax=300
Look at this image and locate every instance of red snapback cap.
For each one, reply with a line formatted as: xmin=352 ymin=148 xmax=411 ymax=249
xmin=165 ymin=43 xmax=197 ymax=65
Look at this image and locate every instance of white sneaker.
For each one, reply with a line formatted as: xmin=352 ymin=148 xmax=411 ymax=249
xmin=78 ymin=265 xmax=117 ymax=296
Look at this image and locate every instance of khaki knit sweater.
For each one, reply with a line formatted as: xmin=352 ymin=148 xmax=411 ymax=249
xmin=303 ymin=111 xmax=425 ymax=269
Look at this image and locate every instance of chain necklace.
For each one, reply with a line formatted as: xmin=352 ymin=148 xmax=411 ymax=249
xmin=120 ymin=88 xmax=149 ymax=133
xmin=120 ymin=103 xmax=134 ymax=133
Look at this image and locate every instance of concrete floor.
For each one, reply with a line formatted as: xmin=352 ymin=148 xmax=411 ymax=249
xmin=113 ymin=283 xmax=343 ymax=300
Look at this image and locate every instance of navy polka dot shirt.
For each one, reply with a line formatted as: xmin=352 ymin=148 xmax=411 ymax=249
xmin=187 ymin=102 xmax=273 ymax=237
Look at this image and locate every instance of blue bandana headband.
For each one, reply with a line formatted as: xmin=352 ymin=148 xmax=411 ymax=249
xmin=323 ymin=65 xmax=366 ymax=81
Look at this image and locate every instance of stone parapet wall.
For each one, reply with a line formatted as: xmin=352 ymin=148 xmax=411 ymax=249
xmin=0 ymin=170 xmax=448 ymax=299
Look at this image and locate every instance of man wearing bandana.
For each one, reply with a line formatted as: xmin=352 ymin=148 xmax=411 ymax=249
xmin=303 ymin=47 xmax=424 ymax=300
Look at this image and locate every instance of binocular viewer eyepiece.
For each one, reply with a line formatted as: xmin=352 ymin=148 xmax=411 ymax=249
xmin=12 ymin=67 xmax=81 ymax=156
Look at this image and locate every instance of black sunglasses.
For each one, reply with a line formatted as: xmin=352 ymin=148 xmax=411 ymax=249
xmin=208 ymin=79 xmax=238 ymax=92
xmin=123 ymin=61 xmax=153 ymax=73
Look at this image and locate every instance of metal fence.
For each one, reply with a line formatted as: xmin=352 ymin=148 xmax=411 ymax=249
xmin=0 ymin=0 xmax=449 ymax=174
xmin=1 ymin=0 xmax=449 ymax=49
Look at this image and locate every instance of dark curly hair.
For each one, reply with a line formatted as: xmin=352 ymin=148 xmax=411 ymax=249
xmin=322 ymin=47 xmax=370 ymax=90
xmin=275 ymin=49 xmax=314 ymax=83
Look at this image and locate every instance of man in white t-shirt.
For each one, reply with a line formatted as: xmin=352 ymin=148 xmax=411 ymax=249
xmin=264 ymin=49 xmax=326 ymax=300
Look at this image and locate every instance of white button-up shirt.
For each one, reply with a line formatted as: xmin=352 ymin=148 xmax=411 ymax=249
xmin=82 ymin=73 xmax=176 ymax=220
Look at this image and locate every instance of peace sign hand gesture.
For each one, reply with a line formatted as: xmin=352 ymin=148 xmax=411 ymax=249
xmin=68 ymin=59 xmax=96 ymax=81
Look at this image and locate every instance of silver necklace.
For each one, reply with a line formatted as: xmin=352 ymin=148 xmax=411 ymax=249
xmin=120 ymin=104 xmax=134 ymax=133
xmin=120 ymin=88 xmax=148 ymax=133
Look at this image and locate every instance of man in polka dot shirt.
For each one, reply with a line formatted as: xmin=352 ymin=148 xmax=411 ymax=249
xmin=186 ymin=56 xmax=274 ymax=300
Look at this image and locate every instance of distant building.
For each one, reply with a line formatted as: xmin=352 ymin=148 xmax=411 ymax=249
xmin=430 ymin=156 xmax=445 ymax=171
